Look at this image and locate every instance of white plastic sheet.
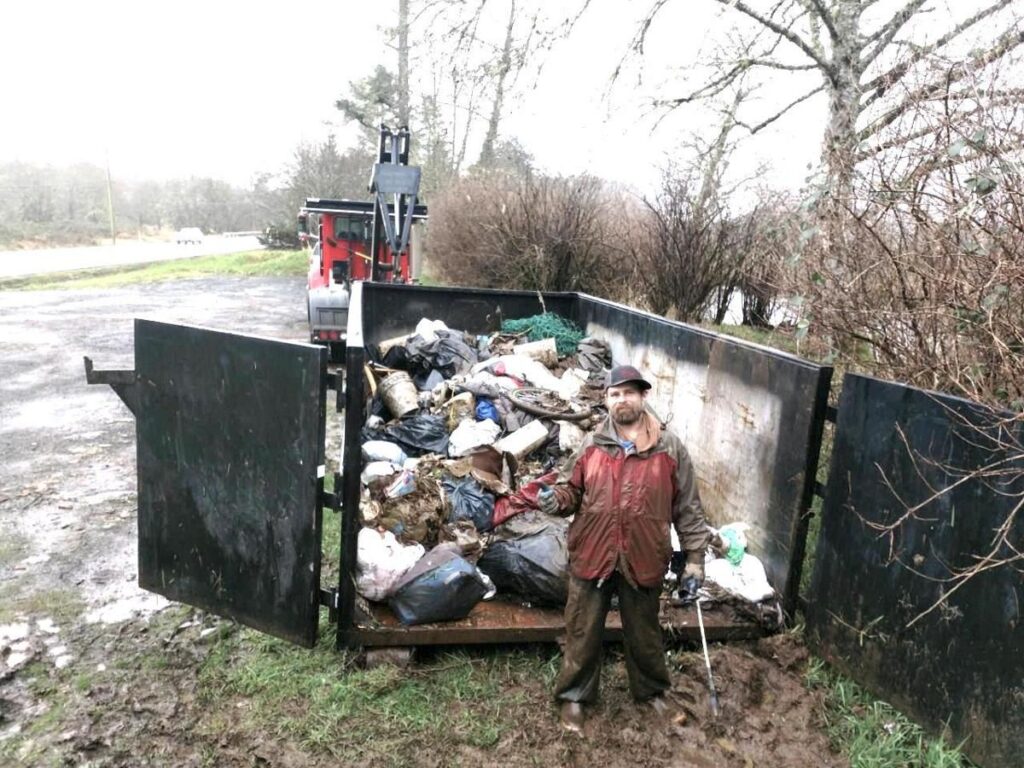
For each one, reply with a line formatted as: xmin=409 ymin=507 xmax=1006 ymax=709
xmin=355 ymin=528 xmax=426 ymax=601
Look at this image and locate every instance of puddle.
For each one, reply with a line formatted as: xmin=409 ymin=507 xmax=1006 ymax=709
xmin=85 ymin=593 xmax=170 ymax=625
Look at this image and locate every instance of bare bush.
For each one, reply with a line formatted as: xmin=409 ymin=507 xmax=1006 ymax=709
xmin=424 ymin=171 xmax=629 ymax=299
xmin=792 ymin=78 xmax=1024 ymax=410
xmin=628 ymin=165 xmax=779 ymax=324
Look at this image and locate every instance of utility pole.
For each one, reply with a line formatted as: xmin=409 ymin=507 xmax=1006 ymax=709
xmin=105 ymin=150 xmax=117 ymax=245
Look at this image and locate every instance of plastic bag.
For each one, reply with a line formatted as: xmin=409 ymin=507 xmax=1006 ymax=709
xmin=479 ymin=513 xmax=569 ymax=606
xmin=442 ymin=475 xmax=496 ymax=532
xmin=385 ymin=469 xmax=417 ymax=498
xmin=405 ymin=330 xmax=478 ymax=379
xmin=362 ymin=440 xmax=408 ymax=465
xmin=370 ymin=413 xmax=450 ymax=456
xmin=717 ymin=522 xmax=749 ymax=565
xmin=361 ymin=461 xmax=401 ymax=486
xmin=415 ymin=318 xmax=449 ymax=342
xmin=706 ymin=553 xmax=774 ymax=603
xmin=475 ymin=398 xmax=500 ymax=423
xmin=355 ymin=528 xmax=425 ymax=602
xmin=388 ymin=548 xmax=489 ymax=625
xmin=448 ymin=418 xmax=501 ymax=457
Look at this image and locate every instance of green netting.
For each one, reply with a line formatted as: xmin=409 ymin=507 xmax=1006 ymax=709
xmin=501 ymin=313 xmax=584 ymax=356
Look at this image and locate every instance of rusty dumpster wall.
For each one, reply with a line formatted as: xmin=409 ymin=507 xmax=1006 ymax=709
xmin=806 ymin=373 xmax=1024 ymax=768
xmin=358 ymin=284 xmax=833 ymax=613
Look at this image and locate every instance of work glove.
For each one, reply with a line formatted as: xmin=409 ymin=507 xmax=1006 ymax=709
xmin=537 ymin=484 xmax=559 ymax=515
xmin=682 ymin=555 xmax=705 ymax=585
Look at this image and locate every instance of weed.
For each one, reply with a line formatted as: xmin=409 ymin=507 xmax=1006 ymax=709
xmin=0 ymin=587 xmax=84 ymax=625
xmin=0 ymin=531 xmax=28 ymax=569
xmin=806 ymin=658 xmax=968 ymax=767
xmin=196 ymin=627 xmax=556 ymax=765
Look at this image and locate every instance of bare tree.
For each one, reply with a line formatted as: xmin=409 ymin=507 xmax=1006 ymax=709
xmin=413 ymin=0 xmax=545 ymax=171
xmin=613 ymin=1 xmax=1022 ymax=224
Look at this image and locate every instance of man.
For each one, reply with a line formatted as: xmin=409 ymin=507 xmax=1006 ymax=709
xmin=538 ymin=364 xmax=709 ymax=733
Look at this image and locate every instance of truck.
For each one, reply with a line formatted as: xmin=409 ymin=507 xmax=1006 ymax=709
xmin=301 ymin=125 xmax=427 ymax=361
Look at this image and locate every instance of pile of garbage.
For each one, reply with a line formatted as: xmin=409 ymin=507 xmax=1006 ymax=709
xmin=354 ymin=315 xmax=609 ymax=625
xmin=353 ymin=314 xmax=781 ymax=627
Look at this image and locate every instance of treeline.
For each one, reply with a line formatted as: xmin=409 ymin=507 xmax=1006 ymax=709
xmin=0 ymin=136 xmax=375 ymax=248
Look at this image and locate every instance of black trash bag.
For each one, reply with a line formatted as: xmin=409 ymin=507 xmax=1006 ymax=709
xmin=389 ymin=547 xmax=488 ymax=626
xmin=379 ymin=413 xmax=450 ymax=456
xmin=478 ymin=513 xmax=569 ymax=606
xmin=380 ymin=344 xmax=410 ymax=370
xmin=442 ymin=475 xmax=495 ymax=533
xmin=405 ymin=330 xmax=478 ymax=379
xmin=416 ymin=368 xmax=446 ymax=392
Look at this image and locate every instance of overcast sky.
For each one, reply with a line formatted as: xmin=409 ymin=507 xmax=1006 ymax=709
xmin=0 ymin=1 xmax=838 ymax=195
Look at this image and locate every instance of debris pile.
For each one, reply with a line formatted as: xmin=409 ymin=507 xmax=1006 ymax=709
xmin=355 ymin=314 xmax=606 ymax=624
xmin=353 ymin=314 xmax=782 ymax=626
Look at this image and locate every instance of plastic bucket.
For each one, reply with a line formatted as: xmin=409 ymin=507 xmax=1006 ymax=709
xmin=380 ymin=371 xmax=419 ymax=418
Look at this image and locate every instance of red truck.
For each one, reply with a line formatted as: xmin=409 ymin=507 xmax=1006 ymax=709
xmin=300 ymin=126 xmax=428 ymax=360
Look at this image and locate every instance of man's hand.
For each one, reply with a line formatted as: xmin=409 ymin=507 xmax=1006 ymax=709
xmin=683 ymin=558 xmax=704 ymax=585
xmin=537 ymin=484 xmax=559 ymax=515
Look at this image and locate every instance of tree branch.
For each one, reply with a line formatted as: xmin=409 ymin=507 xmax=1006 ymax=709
xmin=736 ymin=83 xmax=825 ymax=133
xmin=859 ymin=25 xmax=1024 ymax=143
xmin=861 ymin=0 xmax=929 ymax=67
xmin=713 ymin=0 xmax=835 ymax=78
xmin=802 ymin=0 xmax=839 ymax=42
xmin=862 ymin=0 xmax=1015 ymax=104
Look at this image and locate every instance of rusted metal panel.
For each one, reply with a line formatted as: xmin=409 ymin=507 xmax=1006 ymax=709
xmin=354 ymin=600 xmax=765 ymax=647
xmin=806 ymin=373 xmax=1024 ymax=768
xmin=133 ymin=320 xmax=326 ymax=647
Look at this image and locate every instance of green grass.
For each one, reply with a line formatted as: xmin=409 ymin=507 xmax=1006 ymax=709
xmin=196 ymin=625 xmax=556 ymax=766
xmin=0 ymin=249 xmax=305 ymax=290
xmin=0 ymin=586 xmax=84 ymax=625
xmin=0 ymin=530 xmax=28 ymax=569
xmin=806 ymin=658 xmax=967 ymax=767
xmin=0 ymin=660 xmax=69 ymax=767
xmin=701 ymin=322 xmax=803 ymax=356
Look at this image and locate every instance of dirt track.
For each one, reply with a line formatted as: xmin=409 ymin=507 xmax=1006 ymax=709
xmin=0 ymin=277 xmax=844 ymax=766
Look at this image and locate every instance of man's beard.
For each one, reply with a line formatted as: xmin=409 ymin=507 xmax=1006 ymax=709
xmin=611 ymin=403 xmax=643 ymax=425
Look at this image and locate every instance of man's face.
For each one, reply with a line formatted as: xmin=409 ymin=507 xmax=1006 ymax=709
xmin=606 ymin=383 xmax=646 ymax=426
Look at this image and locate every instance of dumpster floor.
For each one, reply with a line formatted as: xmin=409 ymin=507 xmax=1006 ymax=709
xmin=355 ymin=598 xmax=766 ymax=646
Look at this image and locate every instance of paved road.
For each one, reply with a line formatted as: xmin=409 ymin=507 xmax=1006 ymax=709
xmin=0 ymin=235 xmax=263 ymax=279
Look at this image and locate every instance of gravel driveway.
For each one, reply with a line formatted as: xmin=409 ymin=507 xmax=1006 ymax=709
xmin=0 ymin=276 xmax=308 ymax=655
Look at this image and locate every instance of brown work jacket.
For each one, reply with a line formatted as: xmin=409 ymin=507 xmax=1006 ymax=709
xmin=552 ymin=411 xmax=708 ymax=588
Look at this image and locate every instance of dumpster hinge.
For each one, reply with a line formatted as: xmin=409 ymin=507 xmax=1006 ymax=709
xmin=320 ymin=472 xmax=344 ymax=511
xmin=320 ymin=587 xmax=340 ymax=623
xmin=83 ymin=356 xmax=140 ymax=416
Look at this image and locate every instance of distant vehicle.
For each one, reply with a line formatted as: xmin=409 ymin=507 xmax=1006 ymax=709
xmin=175 ymin=227 xmax=204 ymax=245
xmin=257 ymin=225 xmax=301 ymax=249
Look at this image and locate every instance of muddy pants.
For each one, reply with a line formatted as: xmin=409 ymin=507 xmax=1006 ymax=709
xmin=554 ymin=572 xmax=670 ymax=703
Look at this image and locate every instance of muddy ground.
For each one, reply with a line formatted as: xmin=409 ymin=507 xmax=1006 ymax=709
xmin=0 ymin=277 xmax=845 ymax=766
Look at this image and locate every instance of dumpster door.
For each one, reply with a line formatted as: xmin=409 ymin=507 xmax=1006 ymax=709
xmin=126 ymin=319 xmax=326 ymax=646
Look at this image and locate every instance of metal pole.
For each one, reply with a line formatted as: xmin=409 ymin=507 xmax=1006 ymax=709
xmin=105 ymin=151 xmax=116 ymax=246
xmin=695 ymin=598 xmax=720 ymax=717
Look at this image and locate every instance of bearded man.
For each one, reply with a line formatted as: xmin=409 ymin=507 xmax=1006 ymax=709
xmin=538 ymin=364 xmax=709 ymax=732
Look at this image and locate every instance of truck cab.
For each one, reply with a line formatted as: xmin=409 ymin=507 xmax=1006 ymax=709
xmin=301 ymin=124 xmax=427 ymax=361
xmin=302 ymin=198 xmax=427 ymax=359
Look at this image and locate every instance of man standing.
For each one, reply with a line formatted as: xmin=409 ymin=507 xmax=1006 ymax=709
xmin=539 ymin=364 xmax=709 ymax=733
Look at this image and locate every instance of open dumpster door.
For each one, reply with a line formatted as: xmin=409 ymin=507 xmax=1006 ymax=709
xmin=86 ymin=319 xmax=328 ymax=647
